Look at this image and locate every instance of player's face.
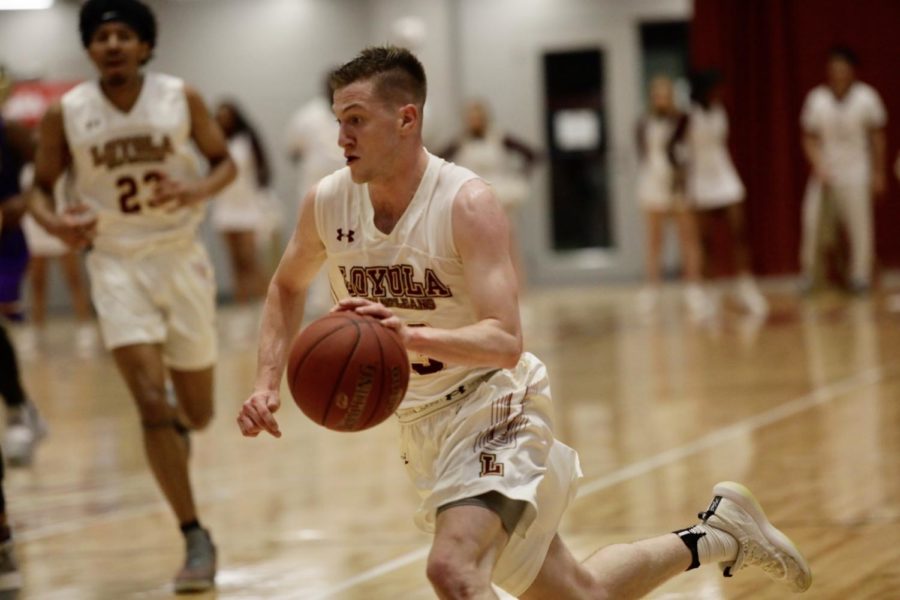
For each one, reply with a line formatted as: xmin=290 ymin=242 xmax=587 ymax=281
xmin=87 ymin=22 xmax=150 ymax=85
xmin=333 ymin=79 xmax=404 ymax=184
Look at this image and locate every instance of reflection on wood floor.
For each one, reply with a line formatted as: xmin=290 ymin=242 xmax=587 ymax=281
xmin=6 ymin=284 xmax=900 ymax=599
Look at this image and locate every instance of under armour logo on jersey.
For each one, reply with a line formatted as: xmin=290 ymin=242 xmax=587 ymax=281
xmin=86 ymin=118 xmax=101 ymax=131
xmin=337 ymin=228 xmax=355 ymax=242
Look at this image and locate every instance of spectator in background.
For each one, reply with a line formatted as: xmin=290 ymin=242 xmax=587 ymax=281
xmin=440 ymin=99 xmax=538 ymax=285
xmin=800 ymin=46 xmax=887 ymax=294
xmin=687 ymin=70 xmax=767 ymax=316
xmin=211 ymin=100 xmax=273 ymax=306
xmin=636 ymin=75 xmax=710 ymax=320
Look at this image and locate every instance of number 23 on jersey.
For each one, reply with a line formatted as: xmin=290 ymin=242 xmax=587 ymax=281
xmin=116 ymin=170 xmax=166 ymax=213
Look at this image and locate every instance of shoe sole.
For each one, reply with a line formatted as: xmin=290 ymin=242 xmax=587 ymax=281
xmin=713 ymin=481 xmax=812 ymax=592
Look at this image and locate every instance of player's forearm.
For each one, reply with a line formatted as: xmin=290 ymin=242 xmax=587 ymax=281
xmin=26 ymin=185 xmax=61 ymax=233
xmin=255 ymin=280 xmax=307 ymax=392
xmin=406 ymin=319 xmax=522 ymax=369
xmin=197 ymin=156 xmax=237 ymax=199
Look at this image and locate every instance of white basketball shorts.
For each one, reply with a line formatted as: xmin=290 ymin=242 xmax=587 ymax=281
xmin=86 ymin=241 xmax=217 ymax=370
xmin=397 ymin=352 xmax=583 ymax=596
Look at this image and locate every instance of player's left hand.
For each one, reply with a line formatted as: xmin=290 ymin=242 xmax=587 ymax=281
xmin=332 ymin=298 xmax=410 ymax=342
xmin=148 ymin=174 xmax=207 ymax=212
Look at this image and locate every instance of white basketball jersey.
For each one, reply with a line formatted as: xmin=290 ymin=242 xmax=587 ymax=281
xmin=315 ymin=152 xmax=495 ymax=408
xmin=62 ymin=73 xmax=204 ymax=257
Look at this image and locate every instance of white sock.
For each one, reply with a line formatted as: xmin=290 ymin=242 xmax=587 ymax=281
xmin=674 ymin=524 xmax=739 ymax=568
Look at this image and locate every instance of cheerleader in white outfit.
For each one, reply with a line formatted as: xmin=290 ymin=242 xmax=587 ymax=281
xmin=441 ymin=100 xmax=538 ymax=286
xmin=687 ymin=71 xmax=767 ymax=315
xmin=211 ymin=101 xmax=275 ymax=304
xmin=636 ymin=76 xmax=709 ymax=319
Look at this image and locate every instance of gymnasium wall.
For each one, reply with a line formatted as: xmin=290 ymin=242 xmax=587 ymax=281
xmin=0 ymin=0 xmax=692 ymax=309
xmin=693 ymin=0 xmax=900 ymax=276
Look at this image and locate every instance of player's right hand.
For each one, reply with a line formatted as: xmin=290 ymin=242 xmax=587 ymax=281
xmin=238 ymin=389 xmax=282 ymax=438
xmin=52 ymin=204 xmax=97 ymax=249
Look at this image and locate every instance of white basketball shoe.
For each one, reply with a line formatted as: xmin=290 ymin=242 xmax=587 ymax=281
xmin=700 ymin=481 xmax=812 ymax=593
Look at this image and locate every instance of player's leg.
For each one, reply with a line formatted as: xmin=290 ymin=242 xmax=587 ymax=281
xmin=112 ymin=343 xmax=196 ymax=523
xmin=168 ymin=367 xmax=214 ymax=431
xmin=521 ymin=532 xmax=690 ymax=599
xmin=427 ymin=500 xmax=510 ymax=599
xmin=111 ymin=344 xmax=215 ymax=593
xmin=521 ymin=482 xmax=811 ymax=599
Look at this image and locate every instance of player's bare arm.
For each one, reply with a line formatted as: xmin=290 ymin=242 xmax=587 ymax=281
xmin=238 ymin=186 xmax=326 ymax=438
xmin=343 ymin=179 xmax=523 ymax=369
xmin=27 ymin=102 xmax=96 ymax=249
xmin=150 ymin=85 xmax=236 ymax=210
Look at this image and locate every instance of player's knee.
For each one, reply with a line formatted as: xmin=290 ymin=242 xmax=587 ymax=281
xmin=426 ymin=552 xmax=483 ymax=600
xmin=132 ymin=386 xmax=170 ymax=423
xmin=183 ymin=406 xmax=213 ymax=430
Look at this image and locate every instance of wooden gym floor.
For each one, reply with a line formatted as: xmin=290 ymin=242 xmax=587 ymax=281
xmin=6 ymin=284 xmax=899 ymax=599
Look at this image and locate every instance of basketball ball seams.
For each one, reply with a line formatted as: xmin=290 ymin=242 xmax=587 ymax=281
xmin=287 ymin=317 xmax=358 ymax=395
xmin=288 ymin=311 xmax=410 ymax=432
xmin=319 ymin=319 xmax=362 ymax=426
xmin=361 ymin=319 xmax=388 ymax=430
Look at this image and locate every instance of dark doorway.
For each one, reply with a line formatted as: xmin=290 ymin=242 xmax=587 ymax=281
xmin=543 ymin=49 xmax=610 ymax=251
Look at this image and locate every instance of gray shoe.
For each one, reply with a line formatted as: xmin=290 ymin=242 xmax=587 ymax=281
xmin=174 ymin=528 xmax=216 ymax=593
xmin=0 ymin=540 xmax=22 ymax=592
xmin=4 ymin=401 xmax=48 ymax=467
xmin=700 ymin=482 xmax=812 ymax=593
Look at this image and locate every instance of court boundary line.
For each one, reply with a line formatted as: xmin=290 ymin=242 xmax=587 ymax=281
xmin=306 ymin=366 xmax=885 ymax=599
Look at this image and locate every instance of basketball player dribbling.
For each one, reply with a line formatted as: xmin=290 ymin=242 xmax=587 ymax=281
xmin=27 ymin=0 xmax=235 ymax=592
xmin=238 ymin=47 xmax=811 ymax=598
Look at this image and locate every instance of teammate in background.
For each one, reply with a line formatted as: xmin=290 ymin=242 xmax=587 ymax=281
xmin=440 ymin=99 xmax=538 ymax=285
xmin=800 ymin=46 xmax=887 ymax=294
xmin=687 ymin=70 xmax=768 ymax=316
xmin=27 ymin=0 xmax=235 ymax=592
xmin=211 ymin=100 xmax=271 ymax=305
xmin=636 ymin=75 xmax=710 ymax=320
xmin=0 ymin=75 xmax=48 ymax=467
xmin=238 ymin=46 xmax=811 ymax=599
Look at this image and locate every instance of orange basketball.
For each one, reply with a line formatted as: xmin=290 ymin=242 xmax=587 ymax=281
xmin=286 ymin=311 xmax=410 ymax=432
